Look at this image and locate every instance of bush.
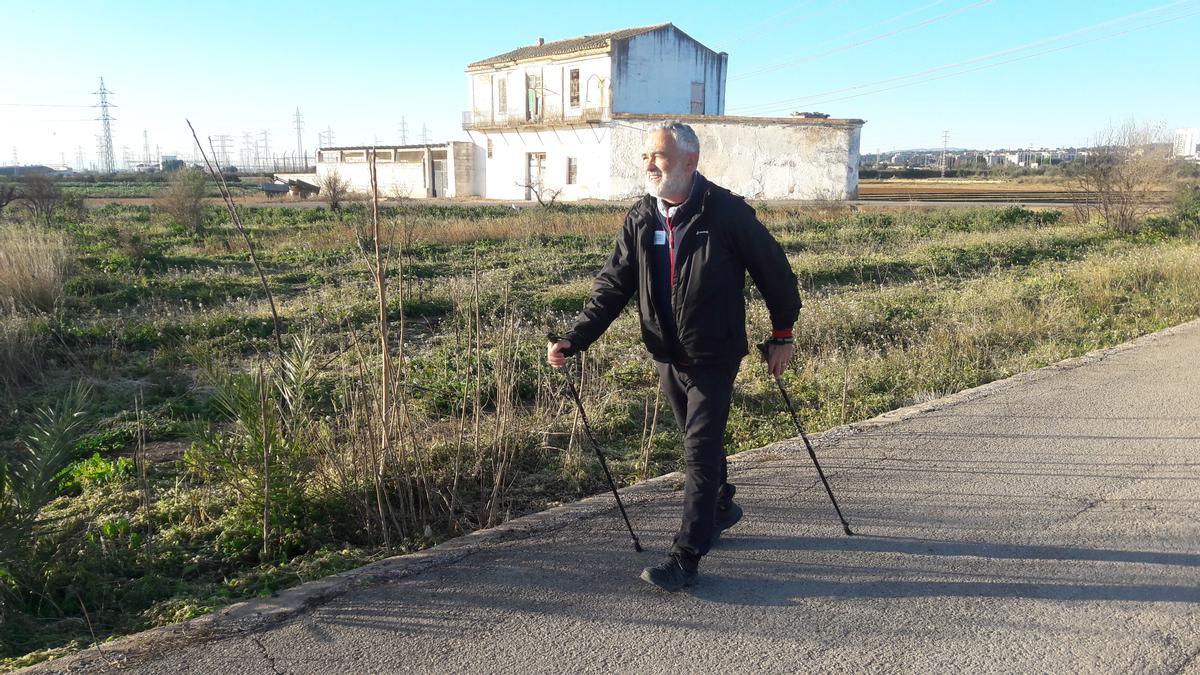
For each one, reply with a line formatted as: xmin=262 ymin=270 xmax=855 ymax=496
xmin=156 ymin=168 xmax=208 ymax=235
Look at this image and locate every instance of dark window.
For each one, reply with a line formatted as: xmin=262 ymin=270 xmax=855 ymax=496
xmin=566 ymin=157 xmax=577 ymax=184
xmin=569 ymin=69 xmax=580 ymax=107
xmin=487 ymin=138 xmax=493 ymax=159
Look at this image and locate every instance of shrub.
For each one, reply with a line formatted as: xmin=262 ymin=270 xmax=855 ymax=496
xmin=156 ymin=167 xmax=208 ymax=235
xmin=0 ymin=224 xmax=73 ymax=313
xmin=17 ymin=174 xmax=63 ymax=227
xmin=319 ymin=171 xmax=350 ymax=211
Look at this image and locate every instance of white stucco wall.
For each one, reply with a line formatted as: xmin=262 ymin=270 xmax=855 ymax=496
xmin=470 ymin=55 xmax=611 ymax=125
xmin=607 ymin=118 xmax=862 ymax=200
xmin=314 ymin=147 xmax=457 ymax=198
xmin=472 ymin=126 xmax=612 ymax=201
xmin=611 ymin=26 xmax=727 ymax=116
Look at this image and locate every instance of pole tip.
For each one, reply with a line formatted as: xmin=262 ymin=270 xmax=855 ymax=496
xmin=843 ymin=525 xmax=855 ymax=536
xmin=633 ymin=540 xmax=644 ymax=552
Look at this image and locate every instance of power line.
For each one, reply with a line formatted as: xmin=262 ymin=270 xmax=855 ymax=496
xmin=732 ymin=0 xmax=1199 ymax=115
xmin=733 ymin=0 xmax=992 ymax=81
xmin=714 ymin=0 xmax=844 ymax=50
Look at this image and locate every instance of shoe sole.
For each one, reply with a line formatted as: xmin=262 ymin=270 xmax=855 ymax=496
xmin=639 ymin=569 xmax=695 ymax=592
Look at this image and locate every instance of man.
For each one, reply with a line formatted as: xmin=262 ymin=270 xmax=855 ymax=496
xmin=547 ymin=120 xmax=800 ymax=592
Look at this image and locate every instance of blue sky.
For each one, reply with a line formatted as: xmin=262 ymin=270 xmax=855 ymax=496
xmin=2 ymin=0 xmax=1196 ymax=167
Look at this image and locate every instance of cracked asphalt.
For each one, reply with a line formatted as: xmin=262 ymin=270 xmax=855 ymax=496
xmin=30 ymin=321 xmax=1200 ymax=674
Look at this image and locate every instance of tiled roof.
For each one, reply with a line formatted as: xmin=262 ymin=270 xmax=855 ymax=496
xmin=468 ymin=23 xmax=670 ymax=68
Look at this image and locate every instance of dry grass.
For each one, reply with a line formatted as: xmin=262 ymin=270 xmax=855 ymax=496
xmin=0 ymin=224 xmax=73 ymax=314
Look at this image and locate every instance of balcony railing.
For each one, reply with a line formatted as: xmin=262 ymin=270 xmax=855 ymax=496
xmin=463 ymin=105 xmax=607 ymax=130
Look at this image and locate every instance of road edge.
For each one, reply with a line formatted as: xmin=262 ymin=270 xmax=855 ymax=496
xmin=22 ymin=317 xmax=1200 ymax=673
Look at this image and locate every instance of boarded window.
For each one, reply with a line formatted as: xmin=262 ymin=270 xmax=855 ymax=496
xmin=690 ymin=82 xmax=705 ymax=114
xmin=373 ymin=149 xmax=395 ymax=163
xmin=487 ymin=138 xmax=493 ymax=159
xmin=526 ymin=72 xmax=542 ymax=121
xmin=566 ymin=157 xmax=577 ymax=184
xmin=569 ymin=69 xmax=580 ymax=107
xmin=497 ymin=79 xmax=507 ymax=114
xmin=319 ymin=150 xmax=341 ymax=163
xmin=343 ymin=150 xmax=366 ymax=163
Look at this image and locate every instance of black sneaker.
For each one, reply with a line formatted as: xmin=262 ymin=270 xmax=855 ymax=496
xmin=710 ymin=502 xmax=744 ymax=547
xmin=640 ymin=554 xmax=698 ymax=592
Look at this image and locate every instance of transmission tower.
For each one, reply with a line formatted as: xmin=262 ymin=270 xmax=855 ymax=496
xmin=941 ymin=130 xmax=950 ymax=178
xmin=142 ymin=130 xmax=151 ymax=166
xmin=75 ymin=146 xmax=86 ymax=171
xmin=211 ymin=134 xmax=233 ymax=168
xmin=94 ymin=77 xmax=116 ymax=173
xmin=293 ymin=107 xmax=305 ymax=166
xmin=318 ymin=126 xmax=335 ymax=148
xmin=121 ymin=145 xmax=132 ymax=170
xmin=258 ymin=129 xmax=271 ymax=167
xmin=398 ymin=117 xmax=408 ymax=145
xmin=241 ymin=132 xmax=254 ymax=169
xmin=420 ymin=123 xmax=430 ymax=145
xmin=11 ymin=146 xmax=17 ymax=166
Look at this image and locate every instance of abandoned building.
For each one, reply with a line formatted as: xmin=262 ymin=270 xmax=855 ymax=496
xmin=310 ymin=23 xmax=863 ymax=201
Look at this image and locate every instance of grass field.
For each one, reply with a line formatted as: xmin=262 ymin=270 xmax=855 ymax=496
xmin=1 ymin=195 xmax=1198 ymax=668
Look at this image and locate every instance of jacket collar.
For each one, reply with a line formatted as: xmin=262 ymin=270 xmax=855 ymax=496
xmin=634 ymin=173 xmax=711 ymax=226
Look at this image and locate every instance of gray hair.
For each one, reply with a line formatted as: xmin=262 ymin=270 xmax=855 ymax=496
xmin=649 ymin=120 xmax=700 ymax=155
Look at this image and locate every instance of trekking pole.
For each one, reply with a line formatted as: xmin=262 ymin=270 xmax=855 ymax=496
xmin=548 ymin=333 xmax=644 ymax=553
xmin=758 ymin=341 xmax=855 ymax=536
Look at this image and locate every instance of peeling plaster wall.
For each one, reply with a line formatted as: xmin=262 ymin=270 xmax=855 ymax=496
xmin=612 ymin=26 xmax=727 ymax=115
xmin=474 ymin=126 xmax=612 ymax=201
xmin=608 ymin=120 xmax=862 ymax=200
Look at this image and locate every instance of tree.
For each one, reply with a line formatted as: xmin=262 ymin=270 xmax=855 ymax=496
xmin=156 ymin=167 xmax=208 ymax=234
xmin=0 ymin=182 xmax=17 ymax=215
xmin=1074 ymin=121 xmax=1171 ymax=233
xmin=320 ymin=170 xmax=350 ymax=211
xmin=17 ymin=174 xmax=62 ymax=227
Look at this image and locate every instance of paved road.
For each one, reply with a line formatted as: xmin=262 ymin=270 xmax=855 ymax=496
xmin=35 ymin=322 xmax=1200 ymax=674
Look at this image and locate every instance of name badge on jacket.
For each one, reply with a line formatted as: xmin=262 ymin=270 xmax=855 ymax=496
xmin=654 ymin=230 xmax=667 ymax=245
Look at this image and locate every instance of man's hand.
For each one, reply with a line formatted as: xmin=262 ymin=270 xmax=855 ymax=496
xmin=766 ymin=342 xmax=794 ymax=376
xmin=547 ymin=339 xmax=573 ymax=369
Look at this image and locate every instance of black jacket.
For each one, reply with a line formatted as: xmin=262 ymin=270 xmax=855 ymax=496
xmin=564 ymin=175 xmax=801 ymax=365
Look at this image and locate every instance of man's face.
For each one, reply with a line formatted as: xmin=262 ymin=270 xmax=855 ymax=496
xmin=642 ymin=129 xmax=698 ymax=203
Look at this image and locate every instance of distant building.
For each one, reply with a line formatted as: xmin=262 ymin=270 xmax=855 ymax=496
xmin=462 ymin=23 xmax=863 ymax=201
xmin=308 ymin=23 xmax=864 ymax=201
xmin=1173 ymin=128 xmax=1199 ymax=159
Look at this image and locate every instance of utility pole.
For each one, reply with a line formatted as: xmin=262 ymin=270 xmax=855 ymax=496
xmin=94 ymin=77 xmax=116 ymax=173
xmin=941 ymin=130 xmax=950 ymax=179
xmin=398 ymin=117 xmax=408 ymax=145
xmin=293 ymin=106 xmax=305 ymax=168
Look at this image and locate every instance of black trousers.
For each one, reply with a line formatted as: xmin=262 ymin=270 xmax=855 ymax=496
xmin=655 ymin=359 xmax=740 ymax=563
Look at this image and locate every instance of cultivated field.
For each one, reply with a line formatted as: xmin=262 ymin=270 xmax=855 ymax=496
xmin=1 ymin=192 xmax=1199 ymax=668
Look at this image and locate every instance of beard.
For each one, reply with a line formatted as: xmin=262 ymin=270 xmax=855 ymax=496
xmin=645 ymin=166 xmax=693 ymax=202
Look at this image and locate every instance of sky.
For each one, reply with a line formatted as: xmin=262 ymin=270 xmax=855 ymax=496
xmin=1 ymin=0 xmax=1197 ymax=168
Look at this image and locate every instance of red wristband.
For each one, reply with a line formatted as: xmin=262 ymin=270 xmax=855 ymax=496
xmin=771 ymin=328 xmax=793 ymax=339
